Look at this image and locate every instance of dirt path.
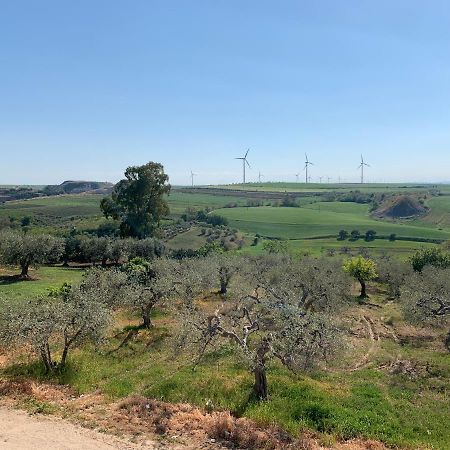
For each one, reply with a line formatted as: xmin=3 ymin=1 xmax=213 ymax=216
xmin=0 ymin=407 xmax=157 ymax=450
xmin=349 ymin=315 xmax=380 ymax=371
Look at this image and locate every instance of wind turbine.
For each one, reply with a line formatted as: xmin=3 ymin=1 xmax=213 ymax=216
xmin=327 ymin=176 xmax=332 ymax=183
xmin=258 ymin=171 xmax=264 ymax=183
xmin=319 ymin=176 xmax=323 ymax=183
xmin=235 ymin=149 xmax=251 ymax=184
xmin=357 ymin=155 xmax=370 ymax=184
xmin=303 ymin=153 xmax=314 ymax=184
xmin=190 ymin=170 xmax=197 ymax=187
xmin=295 ymin=173 xmax=300 ymax=183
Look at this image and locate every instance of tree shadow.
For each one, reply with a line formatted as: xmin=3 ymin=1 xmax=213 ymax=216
xmin=232 ymin=390 xmax=260 ymax=418
xmin=0 ymin=275 xmax=37 ymax=285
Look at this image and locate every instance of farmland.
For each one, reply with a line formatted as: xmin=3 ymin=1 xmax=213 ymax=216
xmin=2 ymin=183 xmax=450 ymax=256
xmin=215 ymin=203 xmax=450 ymax=240
xmin=1 ymin=182 xmax=450 ymax=449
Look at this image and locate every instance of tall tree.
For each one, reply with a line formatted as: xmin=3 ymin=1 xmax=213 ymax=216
xmin=101 ymin=162 xmax=171 ymax=238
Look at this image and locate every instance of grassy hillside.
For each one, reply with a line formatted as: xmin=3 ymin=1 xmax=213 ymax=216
xmin=2 ymin=270 xmax=449 ymax=449
xmin=215 ymin=204 xmax=450 ymax=241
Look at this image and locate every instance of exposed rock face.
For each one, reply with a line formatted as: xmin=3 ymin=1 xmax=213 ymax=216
xmin=373 ymin=195 xmax=427 ymax=219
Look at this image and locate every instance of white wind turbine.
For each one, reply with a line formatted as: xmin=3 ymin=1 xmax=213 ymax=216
xmin=357 ymin=155 xmax=370 ymax=184
xmin=235 ymin=149 xmax=251 ymax=184
xmin=303 ymin=153 xmax=314 ymax=184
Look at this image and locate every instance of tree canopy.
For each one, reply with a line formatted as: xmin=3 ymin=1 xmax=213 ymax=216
xmin=0 ymin=230 xmax=64 ymax=277
xmin=101 ymin=162 xmax=171 ymax=238
xmin=343 ymin=256 xmax=378 ymax=298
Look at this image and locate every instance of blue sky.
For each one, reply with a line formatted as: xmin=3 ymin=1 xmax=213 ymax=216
xmin=1 ymin=0 xmax=450 ymax=185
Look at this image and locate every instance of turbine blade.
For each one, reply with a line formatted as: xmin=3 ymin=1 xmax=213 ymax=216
xmin=246 ymin=160 xmax=251 ymax=168
xmin=245 ymin=149 xmax=250 ymax=158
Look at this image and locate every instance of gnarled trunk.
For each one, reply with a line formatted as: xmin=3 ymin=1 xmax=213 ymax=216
xmin=219 ymin=269 xmax=230 ymax=295
xmin=220 ymin=277 xmax=228 ymax=295
xmin=142 ymin=305 xmax=152 ymax=329
xmin=40 ymin=343 xmax=54 ymax=373
xmin=253 ymin=366 xmax=268 ymax=400
xmin=20 ymin=263 xmax=30 ymax=278
xmin=358 ymin=278 xmax=367 ymax=298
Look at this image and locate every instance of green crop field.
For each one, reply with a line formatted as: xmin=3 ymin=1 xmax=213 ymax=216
xmin=212 ymin=182 xmax=447 ymax=194
xmin=2 ymin=186 xmax=450 ymax=257
xmin=214 ymin=204 xmax=450 ymax=241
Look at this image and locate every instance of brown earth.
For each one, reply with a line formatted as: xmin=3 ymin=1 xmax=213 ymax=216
xmin=373 ymin=195 xmax=427 ymax=219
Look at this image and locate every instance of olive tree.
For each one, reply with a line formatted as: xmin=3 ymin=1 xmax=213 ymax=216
xmin=120 ymin=257 xmax=179 ymax=328
xmin=78 ymin=236 xmax=111 ymax=266
xmin=0 ymin=230 xmax=64 ymax=277
xmin=209 ymin=253 xmax=239 ymax=295
xmin=343 ymin=256 xmax=378 ymax=298
xmin=401 ymin=267 xmax=450 ymax=350
xmin=178 ymin=255 xmax=350 ymax=400
xmin=376 ymin=255 xmax=412 ymax=299
xmin=0 ymin=282 xmax=111 ymax=372
xmin=409 ymin=247 xmax=450 ymax=272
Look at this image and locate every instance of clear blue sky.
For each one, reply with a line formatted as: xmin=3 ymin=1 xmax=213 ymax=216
xmin=1 ymin=0 xmax=450 ymax=185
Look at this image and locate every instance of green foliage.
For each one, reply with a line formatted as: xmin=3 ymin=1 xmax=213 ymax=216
xmin=343 ymin=256 xmax=378 ymax=282
xmin=0 ymin=282 xmax=111 ymax=372
xmin=343 ymin=256 xmax=378 ymax=297
xmin=401 ymin=267 xmax=450 ymax=329
xmin=409 ymin=247 xmax=450 ymax=272
xmin=350 ymin=230 xmax=361 ymax=241
xmin=197 ymin=241 xmax=224 ymax=256
xmin=0 ymin=230 xmax=64 ymax=276
xmin=262 ymin=240 xmax=289 ymax=254
xmin=338 ymin=230 xmax=348 ymax=240
xmin=101 ymin=161 xmax=171 ymax=238
xmin=365 ymin=230 xmax=376 ymax=242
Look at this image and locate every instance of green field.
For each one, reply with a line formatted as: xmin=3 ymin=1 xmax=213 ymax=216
xmin=213 ymin=182 xmax=448 ymax=194
xmin=0 ymin=266 xmax=84 ymax=301
xmin=2 ymin=186 xmax=450 ymax=257
xmin=215 ymin=204 xmax=450 ymax=241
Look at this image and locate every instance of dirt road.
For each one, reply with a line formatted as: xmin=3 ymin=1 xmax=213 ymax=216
xmin=0 ymin=407 xmax=158 ymax=450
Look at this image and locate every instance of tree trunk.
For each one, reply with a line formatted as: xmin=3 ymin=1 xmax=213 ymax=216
xmin=20 ymin=263 xmax=30 ymax=278
xmin=359 ymin=278 xmax=367 ymax=298
xmin=60 ymin=342 xmax=70 ymax=368
xmin=220 ymin=278 xmax=227 ymax=295
xmin=142 ymin=306 xmax=152 ymax=329
xmin=101 ymin=257 xmax=107 ymax=267
xmin=253 ymin=366 xmax=268 ymax=400
xmin=40 ymin=343 xmax=54 ymax=373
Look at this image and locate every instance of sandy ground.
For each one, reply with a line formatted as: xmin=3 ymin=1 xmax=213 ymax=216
xmin=0 ymin=407 xmax=158 ymax=450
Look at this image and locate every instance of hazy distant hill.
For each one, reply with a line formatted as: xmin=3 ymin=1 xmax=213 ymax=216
xmin=43 ymin=180 xmax=114 ymax=196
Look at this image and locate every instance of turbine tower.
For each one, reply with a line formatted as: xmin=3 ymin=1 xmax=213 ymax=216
xmin=327 ymin=176 xmax=331 ymax=183
xmin=235 ymin=149 xmax=251 ymax=184
xmin=190 ymin=170 xmax=197 ymax=187
xmin=295 ymin=173 xmax=300 ymax=182
xmin=258 ymin=171 xmax=264 ymax=183
xmin=357 ymin=155 xmax=370 ymax=184
xmin=303 ymin=153 xmax=314 ymax=184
